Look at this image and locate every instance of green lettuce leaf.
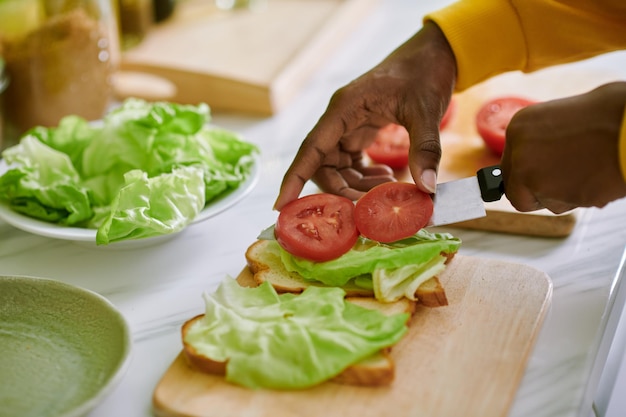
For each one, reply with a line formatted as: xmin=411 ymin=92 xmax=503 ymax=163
xmin=81 ymin=99 xmax=213 ymax=179
xmin=0 ymin=99 xmax=259 ymax=244
xmin=0 ymin=136 xmax=93 ymax=225
xmin=28 ymin=115 xmax=96 ymax=174
xmin=372 ymin=254 xmax=448 ymax=301
xmin=274 ymin=229 xmax=461 ymax=302
xmin=95 ymin=165 xmax=205 ymax=244
xmin=184 ymin=278 xmax=408 ymax=389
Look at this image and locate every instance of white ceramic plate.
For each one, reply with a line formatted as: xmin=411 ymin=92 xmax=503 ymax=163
xmin=0 ymin=155 xmax=260 ymax=246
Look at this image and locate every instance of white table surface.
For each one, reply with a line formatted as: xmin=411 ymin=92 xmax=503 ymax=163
xmin=1 ymin=1 xmax=625 ymax=416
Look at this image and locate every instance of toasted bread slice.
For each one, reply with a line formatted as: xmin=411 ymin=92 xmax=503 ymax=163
xmin=245 ymin=239 xmax=372 ymax=296
xmin=181 ymin=291 xmax=416 ymax=387
xmin=182 ymin=315 xmax=228 ymax=376
xmin=245 ymin=239 xmax=449 ymax=307
xmin=332 ymin=296 xmax=416 ymax=385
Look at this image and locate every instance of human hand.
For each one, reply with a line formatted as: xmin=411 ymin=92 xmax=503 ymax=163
xmin=501 ymin=81 xmax=626 ymax=213
xmin=273 ymin=21 xmax=457 ymax=210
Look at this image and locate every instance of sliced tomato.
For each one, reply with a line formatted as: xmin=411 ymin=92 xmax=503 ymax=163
xmin=354 ymin=182 xmax=433 ymax=243
xmin=365 ymin=123 xmax=410 ymax=170
xmin=476 ymin=96 xmax=536 ymax=156
xmin=440 ymin=98 xmax=456 ymax=130
xmin=275 ymin=193 xmax=359 ymax=262
xmin=365 ymin=100 xmax=457 ymax=170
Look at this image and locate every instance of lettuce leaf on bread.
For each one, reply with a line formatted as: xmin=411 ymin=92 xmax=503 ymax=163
xmin=183 ymin=278 xmax=409 ymax=389
xmin=259 ymin=227 xmax=461 ymax=303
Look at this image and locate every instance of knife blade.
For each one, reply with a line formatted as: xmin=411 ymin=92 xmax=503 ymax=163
xmin=428 ymin=165 xmax=505 ymax=227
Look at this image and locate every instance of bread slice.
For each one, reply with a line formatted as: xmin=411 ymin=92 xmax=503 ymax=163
xmin=181 ymin=288 xmax=416 ymax=387
xmin=245 ymin=239 xmax=449 ymax=307
xmin=181 ymin=238 xmax=452 ymax=388
xmin=331 ymin=296 xmax=416 ymax=386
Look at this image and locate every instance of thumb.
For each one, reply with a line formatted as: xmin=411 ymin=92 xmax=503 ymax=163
xmin=407 ymin=123 xmax=442 ymax=195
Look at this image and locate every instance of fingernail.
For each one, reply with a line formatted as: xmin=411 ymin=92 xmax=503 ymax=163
xmin=421 ymin=169 xmax=437 ymax=193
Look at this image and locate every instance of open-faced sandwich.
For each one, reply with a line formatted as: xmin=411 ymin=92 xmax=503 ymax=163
xmin=181 ymin=182 xmax=461 ymax=390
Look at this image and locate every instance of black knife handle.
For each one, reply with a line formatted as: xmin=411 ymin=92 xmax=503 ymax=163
xmin=477 ymin=165 xmax=505 ymax=202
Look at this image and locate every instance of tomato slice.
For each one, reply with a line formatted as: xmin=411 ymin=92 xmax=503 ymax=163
xmin=365 ymin=123 xmax=410 ymax=169
xmin=365 ymin=99 xmax=457 ymax=169
xmin=275 ymin=193 xmax=359 ymax=262
xmin=476 ymin=96 xmax=536 ymax=156
xmin=354 ymin=182 xmax=433 ymax=243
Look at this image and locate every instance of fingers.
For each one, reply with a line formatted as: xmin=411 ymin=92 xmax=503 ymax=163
xmin=312 ymin=161 xmax=396 ymax=201
xmin=276 ymin=147 xmax=397 ymax=208
xmin=501 ymin=177 xmax=543 ymax=212
xmin=323 ymin=151 xmax=395 ymax=196
xmin=505 ymin=183 xmax=577 ymax=214
xmin=274 ymin=141 xmax=324 ymax=210
xmin=406 ymin=120 xmax=442 ymax=195
xmin=500 ymin=138 xmax=542 ymax=212
xmin=541 ymin=200 xmax=577 ymax=214
xmin=274 ymin=111 xmax=347 ymax=210
xmin=274 ymin=172 xmax=308 ymax=211
xmin=312 ymin=167 xmax=394 ymax=201
xmin=311 ymin=167 xmax=362 ymax=201
xmin=501 ymin=143 xmax=575 ymax=214
xmin=339 ymin=167 xmax=396 ymax=192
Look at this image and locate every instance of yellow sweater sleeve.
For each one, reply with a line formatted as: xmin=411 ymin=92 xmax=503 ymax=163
xmin=425 ymin=0 xmax=626 ymax=90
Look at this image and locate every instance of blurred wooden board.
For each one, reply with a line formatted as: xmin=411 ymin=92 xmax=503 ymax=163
xmin=114 ymin=0 xmax=379 ymax=115
xmin=153 ymin=256 xmax=552 ymax=417
xmin=414 ymin=66 xmax=626 ymax=237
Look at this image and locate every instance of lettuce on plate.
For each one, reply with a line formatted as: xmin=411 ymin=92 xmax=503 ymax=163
xmin=184 ymin=278 xmax=408 ymax=389
xmin=0 ymin=99 xmax=259 ymax=244
xmin=261 ymin=228 xmax=461 ymax=303
xmin=0 ymin=135 xmax=93 ymax=225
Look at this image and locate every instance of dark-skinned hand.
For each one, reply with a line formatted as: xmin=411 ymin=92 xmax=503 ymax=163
xmin=502 ymin=81 xmax=626 ymax=213
xmin=274 ymin=21 xmax=456 ymax=210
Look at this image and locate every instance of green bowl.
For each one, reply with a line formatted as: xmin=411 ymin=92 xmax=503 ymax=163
xmin=0 ymin=276 xmax=132 ymax=417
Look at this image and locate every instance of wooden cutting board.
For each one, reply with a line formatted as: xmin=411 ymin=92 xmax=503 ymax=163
xmin=404 ymin=66 xmax=626 ymax=237
xmin=114 ymin=0 xmax=379 ymax=115
xmin=153 ymin=255 xmax=552 ymax=417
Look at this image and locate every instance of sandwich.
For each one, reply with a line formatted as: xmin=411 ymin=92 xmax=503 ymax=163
xmin=246 ymin=226 xmax=459 ymax=306
xmin=180 ymin=188 xmax=461 ymax=390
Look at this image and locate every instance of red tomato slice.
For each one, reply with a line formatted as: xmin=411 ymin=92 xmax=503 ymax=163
xmin=476 ymin=96 xmax=536 ymax=156
xmin=354 ymin=182 xmax=433 ymax=243
xmin=365 ymin=99 xmax=457 ymax=169
xmin=365 ymin=123 xmax=410 ymax=170
xmin=275 ymin=193 xmax=359 ymax=262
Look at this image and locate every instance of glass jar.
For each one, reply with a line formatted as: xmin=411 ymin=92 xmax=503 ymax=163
xmin=153 ymin=0 xmax=175 ymax=23
xmin=0 ymin=0 xmax=120 ymax=141
xmin=215 ymin=0 xmax=266 ymax=11
xmin=117 ymin=0 xmax=152 ymax=50
xmin=0 ymin=56 xmax=9 ymax=151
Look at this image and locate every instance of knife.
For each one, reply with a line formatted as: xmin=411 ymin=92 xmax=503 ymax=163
xmin=428 ymin=165 xmax=505 ymax=226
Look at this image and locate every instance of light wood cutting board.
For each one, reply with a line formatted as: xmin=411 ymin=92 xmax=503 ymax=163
xmin=152 ymin=255 xmax=552 ymax=417
xmin=114 ymin=0 xmax=379 ymax=115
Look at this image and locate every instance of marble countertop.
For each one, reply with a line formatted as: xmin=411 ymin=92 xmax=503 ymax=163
xmin=1 ymin=1 xmax=625 ymax=416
